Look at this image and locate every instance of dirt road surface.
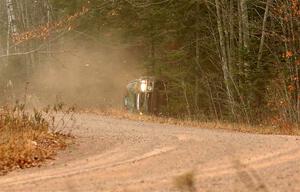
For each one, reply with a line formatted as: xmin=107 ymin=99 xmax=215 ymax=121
xmin=0 ymin=114 xmax=300 ymax=192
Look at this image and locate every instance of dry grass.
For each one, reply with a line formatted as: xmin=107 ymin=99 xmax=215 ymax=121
xmin=173 ymin=171 xmax=196 ymax=192
xmin=0 ymin=103 xmax=74 ymax=175
xmin=82 ymin=108 xmax=300 ymax=136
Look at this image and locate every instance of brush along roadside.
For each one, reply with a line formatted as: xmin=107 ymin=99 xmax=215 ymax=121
xmin=81 ymin=108 xmax=300 ymax=136
xmin=0 ymin=103 xmax=75 ymax=175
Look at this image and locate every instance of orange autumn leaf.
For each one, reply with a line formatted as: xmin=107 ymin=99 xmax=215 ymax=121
xmin=11 ymin=4 xmax=89 ymax=44
xmin=283 ymin=50 xmax=294 ymax=58
xmin=288 ymin=85 xmax=296 ymax=92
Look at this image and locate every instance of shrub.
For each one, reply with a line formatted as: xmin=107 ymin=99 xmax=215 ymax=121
xmin=0 ymin=102 xmax=74 ymax=175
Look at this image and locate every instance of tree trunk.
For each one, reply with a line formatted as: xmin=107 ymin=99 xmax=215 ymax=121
xmin=195 ymin=0 xmax=201 ymax=113
xmin=215 ymin=0 xmax=236 ymax=119
xmin=5 ymin=0 xmax=18 ymax=69
xmin=257 ymin=0 xmax=271 ymax=66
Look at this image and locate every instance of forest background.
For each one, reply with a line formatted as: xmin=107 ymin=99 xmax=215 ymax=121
xmin=1 ymin=0 xmax=300 ymax=127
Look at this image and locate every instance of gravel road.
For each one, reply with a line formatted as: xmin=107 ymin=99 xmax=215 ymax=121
xmin=0 ymin=114 xmax=299 ymax=192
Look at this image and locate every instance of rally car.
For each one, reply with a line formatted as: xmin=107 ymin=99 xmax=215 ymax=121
xmin=124 ymin=76 xmax=168 ymax=114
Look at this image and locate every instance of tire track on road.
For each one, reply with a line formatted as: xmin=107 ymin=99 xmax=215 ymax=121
xmin=0 ymin=146 xmax=175 ymax=188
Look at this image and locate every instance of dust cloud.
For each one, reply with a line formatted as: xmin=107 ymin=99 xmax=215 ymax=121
xmin=28 ymin=37 xmax=143 ymax=109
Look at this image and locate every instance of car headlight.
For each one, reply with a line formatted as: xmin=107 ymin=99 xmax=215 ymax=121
xmin=140 ymin=81 xmax=147 ymax=92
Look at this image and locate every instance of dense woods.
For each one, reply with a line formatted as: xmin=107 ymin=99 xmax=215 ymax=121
xmin=1 ymin=0 xmax=300 ymax=126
